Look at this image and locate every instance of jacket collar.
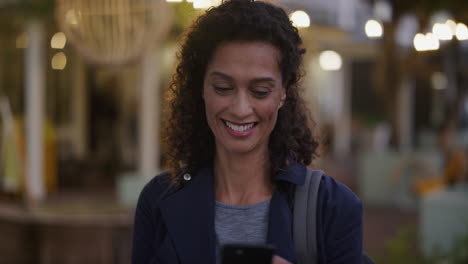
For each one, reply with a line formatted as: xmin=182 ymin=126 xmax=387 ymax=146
xmin=159 ymin=163 xmax=306 ymax=263
xmin=274 ymin=160 xmax=306 ymax=185
xmin=159 ymin=167 xmax=217 ymax=264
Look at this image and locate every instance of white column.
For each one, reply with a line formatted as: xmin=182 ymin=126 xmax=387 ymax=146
xmin=398 ymin=78 xmax=414 ymax=152
xmin=333 ymin=61 xmax=351 ymax=158
xmin=25 ymin=20 xmax=46 ymax=203
xmin=139 ymin=49 xmax=160 ymax=179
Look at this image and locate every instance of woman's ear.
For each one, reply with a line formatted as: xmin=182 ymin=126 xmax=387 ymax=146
xmin=278 ymin=89 xmax=286 ymax=109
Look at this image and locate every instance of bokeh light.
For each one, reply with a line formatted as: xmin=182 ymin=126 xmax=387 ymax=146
xmin=365 ymin=19 xmax=383 ymax=38
xmin=290 ymin=10 xmax=310 ymax=28
xmin=319 ymin=50 xmax=342 ymax=71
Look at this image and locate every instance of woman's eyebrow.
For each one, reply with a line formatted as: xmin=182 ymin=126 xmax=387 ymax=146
xmin=251 ymin=77 xmax=276 ymax=85
xmin=209 ymin=71 xmax=235 ymax=82
xmin=210 ymin=71 xmax=275 ymax=83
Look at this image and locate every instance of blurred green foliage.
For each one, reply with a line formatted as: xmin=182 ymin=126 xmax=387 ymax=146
xmin=374 ymin=226 xmax=426 ymax=264
xmin=449 ymin=233 xmax=468 ymax=264
xmin=0 ymin=0 xmax=55 ymax=18
xmin=373 ymin=225 xmax=468 ymax=264
xmin=360 ymin=112 xmax=385 ymax=127
xmin=169 ymin=2 xmax=201 ymax=39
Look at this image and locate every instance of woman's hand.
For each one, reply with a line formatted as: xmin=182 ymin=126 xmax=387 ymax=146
xmin=272 ymin=255 xmax=292 ymax=264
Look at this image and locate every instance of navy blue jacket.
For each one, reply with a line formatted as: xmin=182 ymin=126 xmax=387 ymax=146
xmin=132 ymin=162 xmax=363 ymax=264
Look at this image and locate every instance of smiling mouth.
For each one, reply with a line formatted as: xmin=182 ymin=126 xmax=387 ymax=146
xmin=222 ymin=119 xmax=257 ymax=132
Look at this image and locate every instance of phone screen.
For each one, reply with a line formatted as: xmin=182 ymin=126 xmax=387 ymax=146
xmin=221 ymin=244 xmax=274 ymax=264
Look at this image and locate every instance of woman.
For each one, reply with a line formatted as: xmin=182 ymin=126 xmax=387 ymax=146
xmin=132 ymin=0 xmax=362 ymax=263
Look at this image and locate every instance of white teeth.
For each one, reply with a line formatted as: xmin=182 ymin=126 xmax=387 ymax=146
xmin=225 ymin=121 xmax=254 ymax=132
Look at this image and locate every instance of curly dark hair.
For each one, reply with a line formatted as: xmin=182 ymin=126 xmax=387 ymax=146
xmin=164 ymin=0 xmax=319 ymax=183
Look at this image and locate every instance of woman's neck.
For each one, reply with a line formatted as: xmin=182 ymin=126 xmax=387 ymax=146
xmin=213 ymin=148 xmax=274 ymax=206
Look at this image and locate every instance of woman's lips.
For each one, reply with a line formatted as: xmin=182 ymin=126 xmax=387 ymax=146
xmin=223 ymin=120 xmax=257 ymax=137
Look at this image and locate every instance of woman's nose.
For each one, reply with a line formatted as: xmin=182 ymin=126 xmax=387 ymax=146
xmin=230 ymin=92 xmax=253 ymax=118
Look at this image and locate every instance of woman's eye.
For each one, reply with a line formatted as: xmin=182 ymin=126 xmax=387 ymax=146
xmin=214 ymin=86 xmax=232 ymax=93
xmin=252 ymin=90 xmax=270 ymax=98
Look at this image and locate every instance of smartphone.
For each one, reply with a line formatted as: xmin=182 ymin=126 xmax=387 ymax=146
xmin=221 ymin=244 xmax=274 ymax=264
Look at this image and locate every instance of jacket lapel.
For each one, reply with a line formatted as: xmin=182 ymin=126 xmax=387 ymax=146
xmin=267 ymin=161 xmax=306 ymax=263
xmin=267 ymin=190 xmax=297 ymax=263
xmin=159 ymin=168 xmax=216 ymax=264
xmin=158 ymin=163 xmax=304 ymax=264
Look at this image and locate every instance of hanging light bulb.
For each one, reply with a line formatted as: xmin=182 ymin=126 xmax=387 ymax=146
xmin=426 ymin=33 xmax=440 ymax=50
xmin=365 ymin=19 xmax=383 ymax=38
xmin=456 ymin=23 xmax=468 ymax=41
xmin=413 ymin=33 xmax=440 ymax=51
xmin=445 ymin=19 xmax=457 ymax=35
xmin=413 ymin=33 xmax=425 ymax=51
xmin=290 ymin=10 xmax=310 ymax=28
xmin=432 ymin=23 xmax=453 ymax=40
xmin=51 ymin=32 xmax=67 ymax=49
xmin=51 ymin=52 xmax=67 ymax=70
xmin=56 ymin=0 xmax=171 ymax=66
xmin=319 ymin=50 xmax=342 ymax=71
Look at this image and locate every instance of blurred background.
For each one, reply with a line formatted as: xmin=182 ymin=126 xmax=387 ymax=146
xmin=0 ymin=0 xmax=467 ymax=263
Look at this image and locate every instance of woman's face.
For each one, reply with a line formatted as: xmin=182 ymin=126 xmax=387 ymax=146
xmin=203 ymin=41 xmax=286 ymax=155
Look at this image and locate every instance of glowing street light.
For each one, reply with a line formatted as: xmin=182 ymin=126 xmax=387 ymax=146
xmin=427 ymin=33 xmax=440 ymax=50
xmin=365 ymin=19 xmax=383 ymax=38
xmin=51 ymin=32 xmax=67 ymax=49
xmin=432 ymin=23 xmax=453 ymax=40
xmin=319 ymin=50 xmax=342 ymax=71
xmin=413 ymin=33 xmax=439 ymax=51
xmin=445 ymin=19 xmax=457 ymax=34
xmin=456 ymin=23 xmax=468 ymax=41
xmin=413 ymin=33 xmax=426 ymax=51
xmin=290 ymin=10 xmax=310 ymax=28
xmin=51 ymin=52 xmax=67 ymax=70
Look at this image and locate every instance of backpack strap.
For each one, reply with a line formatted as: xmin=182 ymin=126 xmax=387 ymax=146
xmin=293 ymin=168 xmax=324 ymax=264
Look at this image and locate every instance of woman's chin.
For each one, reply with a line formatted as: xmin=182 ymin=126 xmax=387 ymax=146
xmin=217 ymin=141 xmax=261 ymax=156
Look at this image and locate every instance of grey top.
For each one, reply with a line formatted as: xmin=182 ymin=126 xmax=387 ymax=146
xmin=215 ymin=199 xmax=271 ymax=262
